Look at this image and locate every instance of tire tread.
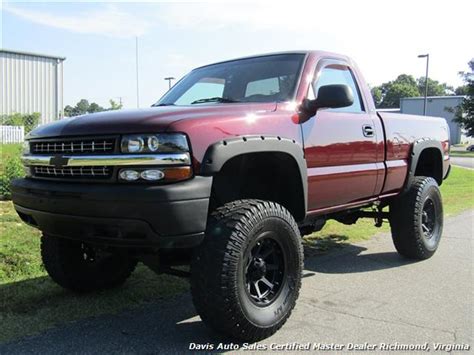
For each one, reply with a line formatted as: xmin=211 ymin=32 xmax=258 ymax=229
xmin=389 ymin=177 xmax=443 ymax=260
xmin=191 ymin=199 xmax=303 ymax=341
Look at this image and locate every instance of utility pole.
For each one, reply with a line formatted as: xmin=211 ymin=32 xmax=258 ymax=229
xmin=164 ymin=77 xmax=175 ymax=90
xmin=136 ymin=37 xmax=140 ymax=108
xmin=418 ymin=53 xmax=429 ymax=116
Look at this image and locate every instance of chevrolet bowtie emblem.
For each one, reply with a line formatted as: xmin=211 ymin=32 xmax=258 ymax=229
xmin=50 ymin=155 xmax=69 ymax=168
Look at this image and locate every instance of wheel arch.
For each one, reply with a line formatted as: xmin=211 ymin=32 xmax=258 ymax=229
xmin=200 ymin=136 xmax=307 ymax=221
xmin=406 ymin=139 xmax=444 ymax=190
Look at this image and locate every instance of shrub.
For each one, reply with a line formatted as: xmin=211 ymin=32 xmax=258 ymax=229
xmin=1 ymin=113 xmax=41 ymax=134
xmin=0 ymin=155 xmax=24 ymax=199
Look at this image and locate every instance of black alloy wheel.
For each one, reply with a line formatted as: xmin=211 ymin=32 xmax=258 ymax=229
xmin=244 ymin=234 xmax=286 ymax=306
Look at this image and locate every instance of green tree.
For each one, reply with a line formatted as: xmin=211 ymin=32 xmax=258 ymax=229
xmin=455 ymin=85 xmax=468 ymax=95
xmin=64 ymin=105 xmax=74 ymax=117
xmin=1 ymin=112 xmax=40 ymax=133
xmin=394 ymin=74 xmax=418 ymax=87
xmin=64 ymin=99 xmax=122 ymax=117
xmin=373 ymin=74 xmax=420 ymax=108
xmin=88 ymin=102 xmax=104 ymax=113
xmin=454 ymin=60 xmax=474 ymax=137
xmin=108 ymin=99 xmax=123 ymax=111
xmin=372 ymin=74 xmax=456 ymax=108
xmin=416 ymin=77 xmax=453 ymax=97
xmin=75 ymin=99 xmax=91 ymax=116
xmin=371 ymin=87 xmax=383 ymax=107
xmin=382 ymin=83 xmax=420 ymax=108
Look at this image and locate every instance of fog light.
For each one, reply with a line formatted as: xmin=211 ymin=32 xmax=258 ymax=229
xmin=140 ymin=169 xmax=165 ymax=181
xmin=24 ymin=166 xmax=32 ymax=177
xmin=119 ymin=169 xmax=140 ymax=181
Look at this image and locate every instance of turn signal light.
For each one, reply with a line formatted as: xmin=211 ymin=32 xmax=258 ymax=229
xmin=163 ymin=166 xmax=193 ymax=182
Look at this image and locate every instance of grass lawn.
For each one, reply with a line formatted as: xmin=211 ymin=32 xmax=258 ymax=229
xmin=0 ymin=144 xmax=22 ymax=174
xmin=1 ymin=167 xmax=473 ymax=343
xmin=0 ymin=143 xmax=22 ymax=158
xmin=0 ymin=202 xmax=188 ymax=343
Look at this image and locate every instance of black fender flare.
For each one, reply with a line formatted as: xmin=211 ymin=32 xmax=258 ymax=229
xmin=405 ymin=138 xmax=444 ymax=191
xmin=200 ymin=135 xmax=308 ymax=214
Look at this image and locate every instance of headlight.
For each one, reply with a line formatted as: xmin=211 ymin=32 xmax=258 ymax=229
xmin=125 ymin=137 xmax=144 ymax=153
xmin=22 ymin=141 xmax=30 ymax=155
xmin=121 ymin=134 xmax=189 ymax=153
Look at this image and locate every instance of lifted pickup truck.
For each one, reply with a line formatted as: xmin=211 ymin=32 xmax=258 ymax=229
xmin=12 ymin=51 xmax=450 ymax=341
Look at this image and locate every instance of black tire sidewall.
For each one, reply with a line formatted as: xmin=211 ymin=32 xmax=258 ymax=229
xmin=417 ymin=184 xmax=443 ymax=251
xmin=41 ymin=235 xmax=136 ymax=292
xmin=236 ymin=216 xmax=301 ymax=327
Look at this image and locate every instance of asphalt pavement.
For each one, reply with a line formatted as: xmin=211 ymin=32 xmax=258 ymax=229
xmin=1 ymin=210 xmax=472 ymax=354
xmin=451 ymin=156 xmax=474 ymax=169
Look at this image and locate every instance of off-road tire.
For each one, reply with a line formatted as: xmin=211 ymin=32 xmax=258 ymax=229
xmin=41 ymin=234 xmax=137 ymax=292
xmin=191 ymin=199 xmax=303 ymax=341
xmin=389 ymin=177 xmax=443 ymax=260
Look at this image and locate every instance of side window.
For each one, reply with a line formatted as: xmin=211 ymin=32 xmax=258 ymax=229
xmin=312 ymin=65 xmax=364 ymax=113
xmin=175 ymin=77 xmax=225 ymax=105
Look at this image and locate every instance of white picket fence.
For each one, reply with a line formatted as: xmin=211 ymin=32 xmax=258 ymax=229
xmin=1 ymin=125 xmax=25 ymax=144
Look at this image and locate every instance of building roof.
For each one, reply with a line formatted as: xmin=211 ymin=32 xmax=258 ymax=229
xmin=401 ymin=95 xmax=465 ymax=101
xmin=0 ymin=48 xmax=66 ymax=61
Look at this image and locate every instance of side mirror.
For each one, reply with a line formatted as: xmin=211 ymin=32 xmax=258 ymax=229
xmin=300 ymin=84 xmax=354 ymax=117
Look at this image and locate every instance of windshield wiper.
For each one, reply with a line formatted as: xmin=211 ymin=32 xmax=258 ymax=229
xmin=190 ymin=97 xmax=240 ymax=104
xmin=152 ymin=103 xmax=175 ymax=107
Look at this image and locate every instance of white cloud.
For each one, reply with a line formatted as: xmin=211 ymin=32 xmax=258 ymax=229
xmin=158 ymin=2 xmax=355 ymax=31
xmin=157 ymin=1 xmax=472 ymax=87
xmin=4 ymin=3 xmax=150 ymax=38
xmin=5 ymin=0 xmax=472 ymax=89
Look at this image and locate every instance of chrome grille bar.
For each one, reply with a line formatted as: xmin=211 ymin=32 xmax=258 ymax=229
xmin=22 ymin=153 xmax=191 ymax=167
xmin=31 ymin=138 xmax=115 ymax=154
xmin=34 ymin=166 xmax=112 ymax=178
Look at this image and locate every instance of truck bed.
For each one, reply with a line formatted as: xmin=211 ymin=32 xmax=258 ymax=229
xmin=377 ymin=112 xmax=450 ymax=194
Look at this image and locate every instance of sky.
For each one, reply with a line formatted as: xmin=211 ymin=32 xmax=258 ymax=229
xmin=1 ymin=0 xmax=473 ymax=109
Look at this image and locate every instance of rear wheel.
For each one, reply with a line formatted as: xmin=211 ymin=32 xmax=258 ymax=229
xmin=41 ymin=234 xmax=137 ymax=292
xmin=389 ymin=177 xmax=443 ymax=260
xmin=191 ymin=199 xmax=303 ymax=341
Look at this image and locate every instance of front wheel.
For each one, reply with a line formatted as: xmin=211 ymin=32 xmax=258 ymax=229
xmin=191 ymin=200 xmax=303 ymax=341
xmin=389 ymin=177 xmax=443 ymax=260
xmin=41 ymin=235 xmax=137 ymax=292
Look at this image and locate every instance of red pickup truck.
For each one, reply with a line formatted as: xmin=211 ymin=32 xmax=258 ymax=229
xmin=12 ymin=51 xmax=450 ymax=341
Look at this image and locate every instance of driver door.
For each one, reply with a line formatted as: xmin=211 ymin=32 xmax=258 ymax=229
xmin=302 ymin=61 xmax=380 ymax=210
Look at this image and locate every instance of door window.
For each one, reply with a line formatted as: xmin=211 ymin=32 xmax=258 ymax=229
xmin=312 ymin=65 xmax=364 ymax=113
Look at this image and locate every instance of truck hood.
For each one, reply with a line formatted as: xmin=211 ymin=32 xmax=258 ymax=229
xmin=28 ymin=103 xmax=277 ymax=139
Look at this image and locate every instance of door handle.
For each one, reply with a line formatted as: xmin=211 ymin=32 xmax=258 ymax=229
xmin=362 ymin=124 xmax=374 ymax=137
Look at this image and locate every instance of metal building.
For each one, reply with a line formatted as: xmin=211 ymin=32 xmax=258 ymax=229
xmin=1 ymin=49 xmax=65 ymax=125
xmin=400 ymin=96 xmax=464 ymax=144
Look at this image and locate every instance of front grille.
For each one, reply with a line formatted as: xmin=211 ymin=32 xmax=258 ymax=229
xmin=31 ymin=138 xmax=116 ymax=154
xmin=33 ymin=166 xmax=112 ymax=179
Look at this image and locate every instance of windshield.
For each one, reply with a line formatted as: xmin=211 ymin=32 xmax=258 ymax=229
xmin=155 ymin=54 xmax=306 ymax=106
